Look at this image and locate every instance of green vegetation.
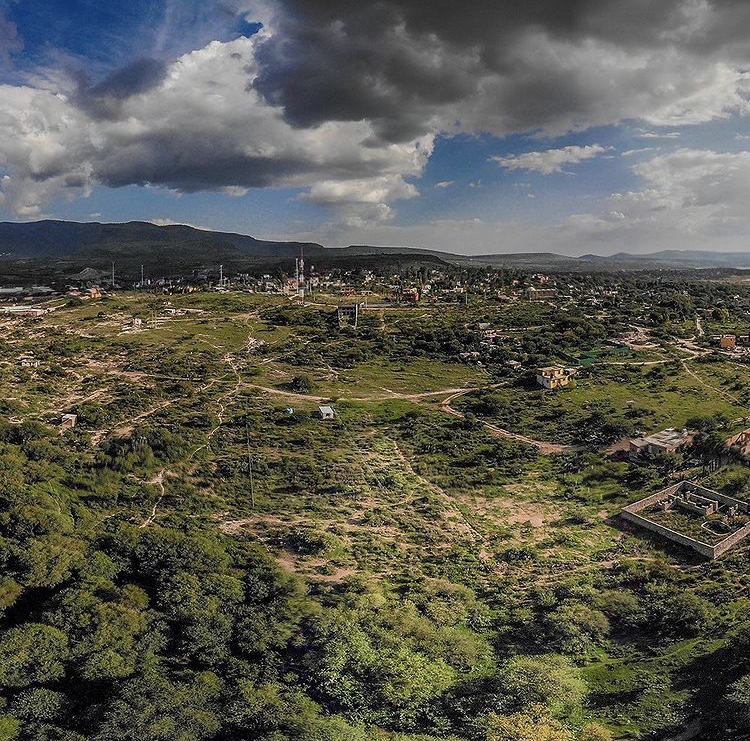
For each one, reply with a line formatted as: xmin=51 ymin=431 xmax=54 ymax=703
xmin=3 ymin=274 xmax=750 ymax=740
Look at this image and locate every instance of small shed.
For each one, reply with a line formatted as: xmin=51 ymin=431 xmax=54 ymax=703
xmin=61 ymin=413 xmax=78 ymax=429
xmin=319 ymin=405 xmax=335 ymax=420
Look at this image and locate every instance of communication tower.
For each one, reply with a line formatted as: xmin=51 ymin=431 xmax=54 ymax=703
xmin=295 ymin=246 xmax=305 ymax=300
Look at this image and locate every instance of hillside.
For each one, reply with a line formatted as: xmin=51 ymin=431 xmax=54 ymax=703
xmin=3 ymin=221 xmax=750 ymax=275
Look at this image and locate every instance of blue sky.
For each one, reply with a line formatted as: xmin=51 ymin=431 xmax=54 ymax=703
xmin=2 ymin=0 xmax=750 ymax=254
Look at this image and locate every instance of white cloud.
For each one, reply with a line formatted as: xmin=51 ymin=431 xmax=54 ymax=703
xmin=637 ymin=131 xmax=682 ymax=139
xmin=491 ymin=145 xmax=609 ymax=174
xmin=284 ymin=146 xmax=750 ymax=255
xmin=300 ymin=174 xmax=420 ymax=226
xmin=0 ymin=35 xmax=432 ymax=223
xmin=559 ymin=147 xmax=750 ymax=248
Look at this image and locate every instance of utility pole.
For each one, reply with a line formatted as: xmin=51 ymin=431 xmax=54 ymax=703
xmin=245 ymin=419 xmax=255 ymax=509
xmin=219 ymin=264 xmax=224 ymax=287
xmin=111 ymin=261 xmax=115 ymax=288
xmin=141 ymin=264 xmax=145 ymax=287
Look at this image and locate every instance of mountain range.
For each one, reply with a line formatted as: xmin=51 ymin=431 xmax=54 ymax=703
xmin=2 ymin=220 xmax=750 ymax=273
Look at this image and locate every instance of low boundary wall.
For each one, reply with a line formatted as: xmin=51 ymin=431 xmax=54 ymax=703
xmin=620 ymin=481 xmax=750 ymax=559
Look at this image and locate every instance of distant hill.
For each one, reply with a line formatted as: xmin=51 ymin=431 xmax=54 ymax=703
xmin=0 ymin=221 xmax=455 ymax=285
xmin=0 ymin=220 xmax=322 ymax=261
xmin=2 ymin=220 xmax=750 ymax=273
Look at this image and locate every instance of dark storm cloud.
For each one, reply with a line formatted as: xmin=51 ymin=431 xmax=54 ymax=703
xmin=75 ymin=58 xmax=168 ymax=119
xmin=89 ymin=58 xmax=168 ymax=99
xmin=0 ymin=35 xmax=430 ymax=218
xmin=254 ymin=0 xmax=750 ymax=140
xmin=94 ymin=131 xmax=317 ymax=191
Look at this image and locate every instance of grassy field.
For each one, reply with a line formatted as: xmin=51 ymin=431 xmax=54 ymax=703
xmin=455 ymin=361 xmax=750 ymax=446
xmin=6 ymin=289 xmax=750 ymax=738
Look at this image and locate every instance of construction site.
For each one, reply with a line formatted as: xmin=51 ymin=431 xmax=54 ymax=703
xmin=621 ymin=481 xmax=750 ymax=559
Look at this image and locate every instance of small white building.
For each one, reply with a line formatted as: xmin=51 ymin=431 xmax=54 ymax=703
xmin=319 ymin=405 xmax=335 ymax=420
xmin=61 ymin=413 xmax=78 ymax=430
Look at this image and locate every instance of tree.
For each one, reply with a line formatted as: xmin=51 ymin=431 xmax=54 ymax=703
xmin=486 ymin=706 xmax=574 ymax=741
xmin=0 ymin=624 xmax=69 ymax=688
xmin=579 ymin=724 xmax=613 ymax=741
xmin=91 ymin=669 xmax=221 ymax=741
xmin=724 ymin=674 xmax=750 ymax=731
xmin=11 ymin=688 xmax=67 ymax=722
xmin=496 ymin=655 xmax=586 ymax=718
xmin=0 ymin=715 xmax=20 ymax=741
xmin=289 ymin=375 xmax=314 ymax=394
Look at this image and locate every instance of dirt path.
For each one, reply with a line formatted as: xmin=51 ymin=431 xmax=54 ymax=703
xmin=388 ymin=437 xmax=483 ymax=538
xmin=439 ymin=388 xmax=579 ymax=454
xmin=238 ymin=380 xmax=577 ymax=454
xmin=139 ymin=469 xmax=166 ymax=528
xmin=241 ymin=381 xmax=484 ymax=403
xmin=681 ymin=359 xmax=744 ymax=406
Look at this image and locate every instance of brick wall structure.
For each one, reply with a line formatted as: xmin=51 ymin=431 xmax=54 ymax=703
xmin=620 ymin=481 xmax=750 ymax=559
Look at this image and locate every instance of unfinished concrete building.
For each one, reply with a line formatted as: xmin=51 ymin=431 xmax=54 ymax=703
xmin=621 ymin=481 xmax=750 ymax=559
xmin=337 ymin=303 xmax=363 ymax=328
xmin=536 ymin=366 xmax=576 ymax=389
xmin=629 ymin=428 xmax=695 ymax=461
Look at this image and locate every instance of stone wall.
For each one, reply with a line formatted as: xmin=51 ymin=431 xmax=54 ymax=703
xmin=620 ymin=481 xmax=750 ymax=559
xmin=620 ymin=509 xmax=716 ymax=558
xmin=713 ymin=522 xmax=750 ymax=558
xmin=688 ymin=484 xmax=748 ymax=512
xmin=622 ymin=483 xmax=682 ymax=514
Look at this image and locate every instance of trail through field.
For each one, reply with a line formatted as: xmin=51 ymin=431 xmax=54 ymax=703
xmin=139 ymin=469 xmax=166 ymax=528
xmin=138 ymin=344 xmax=248 ymax=526
xmin=189 ymin=365 xmax=244 ymax=460
xmin=438 ymin=388 xmax=580 ymax=454
xmin=681 ymin=359 xmax=744 ymax=406
xmin=387 ymin=437 xmax=483 ymax=538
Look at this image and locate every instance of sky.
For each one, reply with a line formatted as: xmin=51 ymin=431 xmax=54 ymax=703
xmin=2 ymin=0 xmax=750 ymax=255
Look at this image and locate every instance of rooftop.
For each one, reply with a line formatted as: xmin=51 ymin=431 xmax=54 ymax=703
xmin=636 ymin=428 xmax=691 ymax=447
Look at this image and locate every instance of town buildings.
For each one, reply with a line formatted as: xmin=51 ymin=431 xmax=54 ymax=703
xmin=525 ymin=286 xmax=558 ymax=301
xmin=727 ymin=428 xmax=750 ymax=463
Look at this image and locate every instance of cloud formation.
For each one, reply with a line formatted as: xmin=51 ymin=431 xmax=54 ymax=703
xmin=555 ymin=147 xmax=750 ymax=250
xmin=0 ymin=36 xmax=431 ymax=220
xmin=491 ymin=145 xmax=609 ymax=174
xmin=254 ymin=0 xmax=750 ymax=141
xmin=2 ymin=0 xmax=750 ymax=230
xmin=0 ymin=10 xmax=20 ymax=63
